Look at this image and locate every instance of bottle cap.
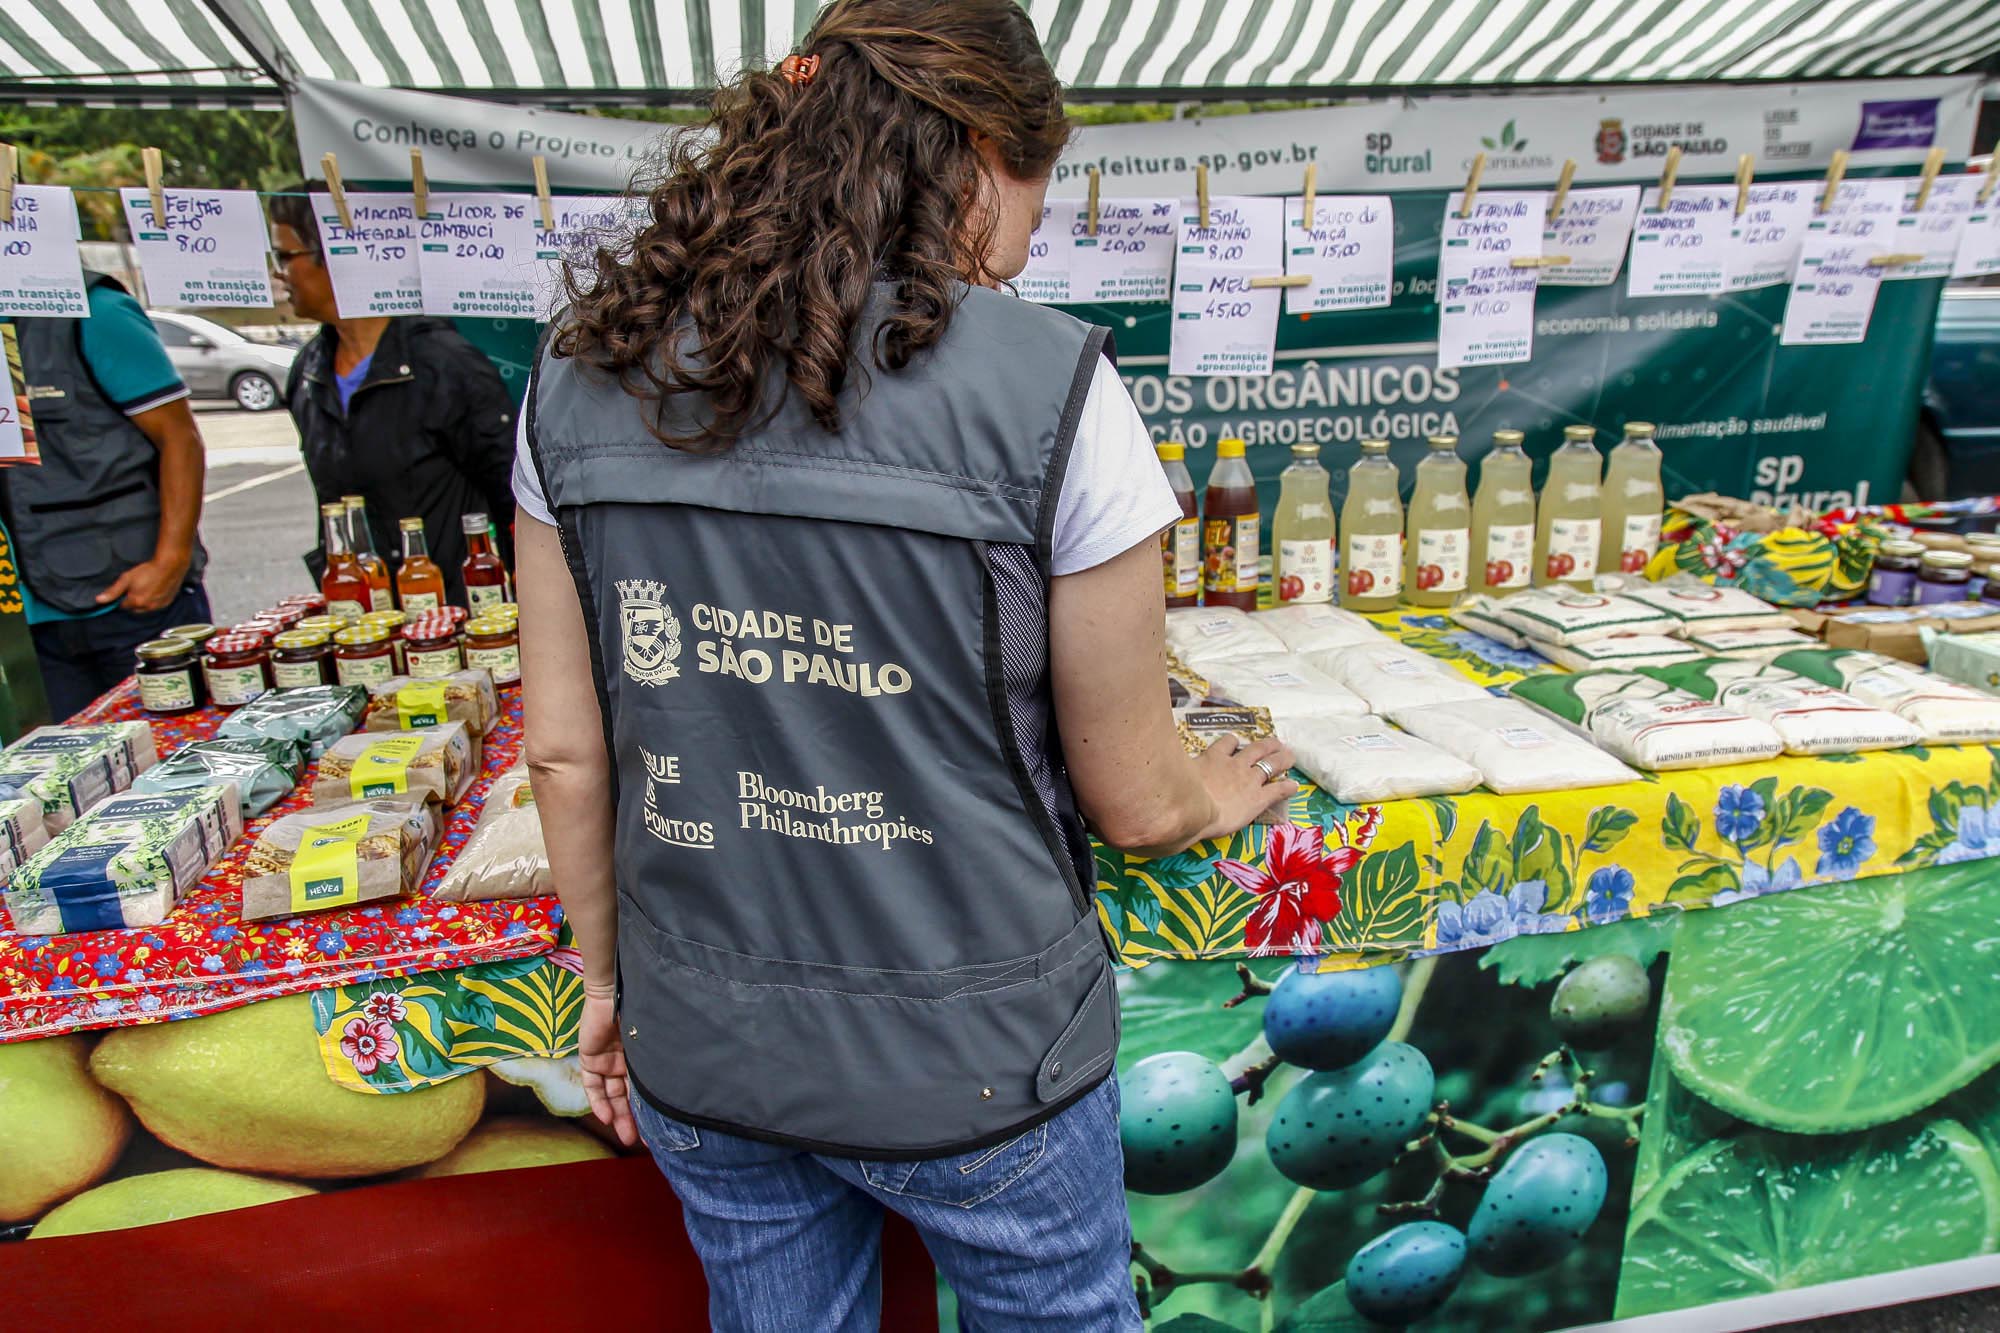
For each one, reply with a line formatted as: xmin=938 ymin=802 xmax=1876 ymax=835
xmin=461 ymin=512 xmax=491 ymax=533
xmin=1922 ymin=550 xmax=1973 ymax=569
xmin=342 ymin=494 xmax=365 ymax=507
xmin=1359 ymin=438 xmax=1390 ymax=454
xmin=1290 ymin=443 xmax=1320 ymax=457
xmin=136 ymin=638 xmax=191 ymax=661
xmin=1155 ymin=442 xmax=1184 ymax=461
xmin=1426 ymin=434 xmax=1459 ymax=451
xmin=399 ymin=517 xmax=425 ymax=532
xmin=1492 ymin=429 xmax=1524 ymax=446
xmin=1880 ymin=540 xmax=1925 ymax=556
xmin=1563 ymin=425 xmax=1597 ymax=443
xmin=334 ymin=624 xmax=392 ymax=647
xmin=1216 ymin=438 xmax=1246 ymax=458
xmin=273 ymin=628 xmax=332 ymax=651
xmin=321 ymin=502 xmax=346 ymax=518
xmin=1623 ymin=421 xmax=1656 ymax=437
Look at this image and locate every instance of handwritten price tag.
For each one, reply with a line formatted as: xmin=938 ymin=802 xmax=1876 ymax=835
xmin=313 ymin=192 xmax=421 ymax=317
xmin=1627 ymin=186 xmax=1736 ymax=298
xmin=1170 ymin=196 xmax=1283 ymax=376
xmin=1070 ymin=197 xmax=1176 ymax=302
xmin=1282 ymin=194 xmax=1393 ymax=313
xmin=1888 ymin=175 xmax=1979 ymax=282
xmin=1540 ymin=186 xmax=1640 ymax=288
xmin=1724 ymin=182 xmax=1815 ymax=291
xmin=416 ymin=193 xmax=539 ymax=319
xmin=528 ymin=194 xmax=650 ymax=316
xmin=1436 ymin=191 xmax=1544 ymax=370
xmin=1780 ymin=180 xmax=1903 ymax=346
xmin=1015 ymin=201 xmax=1078 ymax=304
xmin=118 ymin=188 xmax=273 ymax=308
xmin=0 ymin=186 xmax=88 ymax=318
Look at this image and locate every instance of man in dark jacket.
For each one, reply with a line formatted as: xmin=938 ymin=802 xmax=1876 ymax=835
xmin=269 ymin=187 xmax=515 ymax=602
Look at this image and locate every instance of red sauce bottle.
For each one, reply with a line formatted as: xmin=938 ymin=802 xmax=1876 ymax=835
xmin=460 ymin=512 xmax=510 ymax=616
xmin=1157 ymin=442 xmax=1200 ymax=608
xmin=1202 ymin=438 xmax=1260 ymax=611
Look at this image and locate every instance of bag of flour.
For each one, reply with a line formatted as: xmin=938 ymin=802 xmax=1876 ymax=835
xmin=1614 ymin=576 xmax=1795 ymax=633
xmin=1647 ymin=659 xmax=1921 ymax=755
xmin=1449 ymin=596 xmax=1535 ymax=649
xmin=1509 ymin=670 xmax=1783 ymax=771
xmin=1201 ymin=656 xmax=1370 ymax=726
xmin=1489 ymin=589 xmax=1678 ymax=645
xmin=1772 ymin=647 xmax=2000 ymax=744
xmin=1540 ymin=634 xmax=1706 ymax=672
xmin=1254 ymin=604 xmax=1394 ymax=654
xmin=1166 ymin=607 xmax=1289 ymax=666
xmin=1304 ymin=643 xmax=1491 ymax=714
xmin=1285 ymin=715 xmax=1482 ymax=804
xmin=1683 ymin=626 xmax=1821 ymax=661
xmin=1389 ymin=697 xmax=1638 ymax=793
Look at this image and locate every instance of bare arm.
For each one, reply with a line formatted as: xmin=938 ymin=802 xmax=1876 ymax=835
xmin=517 ymin=510 xmax=634 ymax=1144
xmin=98 ymin=398 xmax=204 ymax=612
xmin=1051 ymin=538 xmax=1296 ymax=858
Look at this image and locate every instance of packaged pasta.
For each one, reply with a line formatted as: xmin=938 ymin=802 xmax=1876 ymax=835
xmin=0 ymin=795 xmax=50 ymax=885
xmin=1449 ymin=596 xmax=1535 ymax=650
xmin=435 ymin=770 xmax=550 ymax=902
xmin=1389 ymin=697 xmax=1638 ymax=794
xmin=310 ymin=723 xmax=478 ymax=808
xmin=6 ymin=784 xmax=242 ymax=934
xmin=1614 ymin=577 xmax=1795 ymax=633
xmin=1173 ymin=704 xmax=1275 ymax=757
xmin=1539 ymin=635 xmax=1706 ymax=672
xmin=1200 ymin=656 xmax=1370 ymax=726
xmin=1253 ymin=604 xmax=1393 ymax=654
xmin=1285 ymin=715 xmax=1481 ymax=804
xmin=1165 ymin=607 xmax=1288 ymax=667
xmin=1772 ymin=648 xmax=2000 ymax=744
xmin=216 ymin=684 xmax=368 ymax=760
xmin=1489 ymin=588 xmax=1677 ymax=646
xmin=361 ymin=670 xmax=499 ymax=738
xmin=1164 ymin=649 xmax=1211 ymax=709
xmin=1304 ymin=644 xmax=1489 ymax=714
xmin=0 ymin=721 xmax=157 ymax=835
xmin=130 ymin=737 xmax=304 ymax=819
xmin=1683 ymin=626 xmax=1821 ymax=661
xmin=1646 ymin=659 xmax=1920 ymax=756
xmin=1509 ymin=670 xmax=1783 ymax=771
xmin=240 ymin=798 xmax=441 ymax=921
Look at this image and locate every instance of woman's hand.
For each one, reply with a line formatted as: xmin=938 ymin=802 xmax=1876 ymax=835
xmin=1194 ymin=735 xmax=1299 ymax=842
xmin=578 ymin=989 xmax=639 ymax=1147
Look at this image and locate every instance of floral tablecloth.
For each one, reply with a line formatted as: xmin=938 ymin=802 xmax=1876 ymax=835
xmin=1095 ymin=610 xmax=2000 ymax=970
xmin=0 ymin=683 xmax=562 ymax=1042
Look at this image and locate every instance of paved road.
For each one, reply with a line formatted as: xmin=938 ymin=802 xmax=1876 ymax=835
xmin=192 ymin=402 xmax=317 ymax=623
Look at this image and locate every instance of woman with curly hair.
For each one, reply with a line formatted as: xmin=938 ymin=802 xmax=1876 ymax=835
xmin=516 ymin=3 xmax=1292 ymax=1325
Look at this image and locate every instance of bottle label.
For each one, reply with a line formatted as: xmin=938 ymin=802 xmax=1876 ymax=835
xmin=1483 ymin=524 xmax=1533 ymax=589
xmin=401 ymin=591 xmax=442 ymax=615
xmin=205 ymin=663 xmax=268 ymax=707
xmin=1277 ymin=539 xmax=1334 ymax=604
xmin=1346 ymin=532 xmax=1402 ymax=599
xmin=1162 ymin=517 xmax=1200 ymax=597
xmin=336 ymin=653 xmax=398 ymax=688
xmin=1618 ymin=513 xmax=1663 ymax=573
xmin=1546 ymin=518 xmax=1601 ymax=582
xmin=328 ymin=598 xmax=367 ymax=622
xmin=1415 ymin=528 xmax=1469 ymax=594
xmin=138 ymin=670 xmax=195 ymax=712
xmin=271 ymin=659 xmax=327 ymax=690
xmin=1203 ymin=515 xmax=1260 ymax=595
xmin=468 ymin=584 xmax=507 ymax=614
xmin=406 ymin=645 xmax=463 ymax=679
xmin=468 ymin=643 xmax=522 ymax=684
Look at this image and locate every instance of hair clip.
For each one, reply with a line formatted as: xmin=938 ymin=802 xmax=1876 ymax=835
xmin=779 ymin=53 xmax=821 ymax=86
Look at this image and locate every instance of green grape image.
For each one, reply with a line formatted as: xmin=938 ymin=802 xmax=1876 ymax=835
xmin=1550 ymin=955 xmax=1652 ymax=1050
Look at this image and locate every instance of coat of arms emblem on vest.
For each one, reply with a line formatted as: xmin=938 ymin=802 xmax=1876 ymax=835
xmin=616 ymin=579 xmax=681 ymax=686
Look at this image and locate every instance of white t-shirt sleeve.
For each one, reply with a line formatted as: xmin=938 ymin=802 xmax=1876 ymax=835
xmin=511 ymin=353 xmax=1179 ymax=572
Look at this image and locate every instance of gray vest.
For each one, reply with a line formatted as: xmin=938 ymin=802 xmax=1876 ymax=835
xmin=4 ymin=271 xmax=206 ymax=614
xmin=529 ymin=286 xmax=1118 ymax=1157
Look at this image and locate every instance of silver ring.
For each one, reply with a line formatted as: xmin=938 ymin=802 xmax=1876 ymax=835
xmin=1253 ymin=759 xmax=1279 ymax=783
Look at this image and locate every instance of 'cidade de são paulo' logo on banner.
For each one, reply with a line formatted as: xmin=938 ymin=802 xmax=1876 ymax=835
xmin=616 ymin=579 xmax=681 ymax=686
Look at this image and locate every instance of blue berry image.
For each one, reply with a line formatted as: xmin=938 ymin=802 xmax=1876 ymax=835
xmin=1119 ymin=1052 xmax=1239 ymax=1195
xmin=1262 ymin=961 xmax=1403 ymax=1072
xmin=1266 ymin=1041 xmax=1434 ymax=1190
xmin=1468 ymin=1132 xmax=1609 ymax=1276
xmin=1345 ymin=1221 xmax=1468 ymax=1325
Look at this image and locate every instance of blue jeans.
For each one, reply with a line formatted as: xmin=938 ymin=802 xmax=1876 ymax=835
xmin=630 ymin=1077 xmax=1141 ymax=1332
xmin=30 ymin=582 xmax=211 ymax=719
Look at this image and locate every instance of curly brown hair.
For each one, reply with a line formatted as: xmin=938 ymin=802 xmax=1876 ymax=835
xmin=553 ymin=0 xmax=1069 ymax=452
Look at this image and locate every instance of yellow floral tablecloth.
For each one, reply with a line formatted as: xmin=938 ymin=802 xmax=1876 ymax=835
xmin=1094 ymin=609 xmax=2000 ymax=969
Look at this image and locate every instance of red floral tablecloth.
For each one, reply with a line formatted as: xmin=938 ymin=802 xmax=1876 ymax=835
xmin=0 ymin=681 xmax=562 ymax=1042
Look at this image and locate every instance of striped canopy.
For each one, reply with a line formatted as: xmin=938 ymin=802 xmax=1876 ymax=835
xmin=3 ymin=0 xmax=1998 ymax=102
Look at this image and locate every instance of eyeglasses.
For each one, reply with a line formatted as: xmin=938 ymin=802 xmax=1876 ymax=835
xmin=273 ymin=248 xmax=319 ymax=266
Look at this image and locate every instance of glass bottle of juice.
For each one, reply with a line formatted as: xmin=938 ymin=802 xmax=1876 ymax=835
xmin=1472 ymin=429 xmax=1536 ymax=594
xmin=342 ymin=495 xmax=394 ymax=612
xmin=1202 ymin=438 xmax=1260 ymax=612
xmin=1600 ymin=420 xmax=1665 ymax=575
xmin=461 ymin=512 xmax=511 ymax=615
xmin=395 ymin=517 xmax=448 ymax=615
xmin=1536 ymin=425 xmax=1604 ymax=589
xmin=1273 ymin=443 xmax=1335 ymax=605
xmin=1156 ymin=442 xmax=1200 ymax=608
xmin=1405 ymin=434 xmax=1470 ymax=607
xmin=319 ymin=502 xmax=371 ymax=622
xmin=1340 ymin=438 xmax=1403 ymax=612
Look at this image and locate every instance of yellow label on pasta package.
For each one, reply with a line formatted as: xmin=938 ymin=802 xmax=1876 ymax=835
xmin=349 ymin=734 xmax=425 ymax=800
xmin=395 ymin=682 xmax=450 ymax=729
xmin=288 ymin=813 xmax=371 ymax=911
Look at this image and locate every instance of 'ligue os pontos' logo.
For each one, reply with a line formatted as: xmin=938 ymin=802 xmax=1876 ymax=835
xmin=616 ymin=578 xmax=682 ymax=686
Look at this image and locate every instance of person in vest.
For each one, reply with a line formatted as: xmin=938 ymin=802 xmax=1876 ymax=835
xmin=0 ymin=272 xmax=209 ymax=719
xmin=517 ymin=3 xmax=1294 ymax=1327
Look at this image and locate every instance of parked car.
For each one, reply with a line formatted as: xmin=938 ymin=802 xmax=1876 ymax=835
xmin=1916 ymin=280 xmax=2000 ymax=500
xmin=146 ymin=311 xmax=297 ymax=412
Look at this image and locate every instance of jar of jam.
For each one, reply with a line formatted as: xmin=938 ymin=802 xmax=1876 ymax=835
xmin=463 ymin=616 xmax=521 ymax=685
xmin=134 ymin=637 xmax=205 ymax=714
xmin=235 ymin=618 xmax=287 ymax=641
xmin=165 ymin=621 xmax=219 ymax=649
xmin=1917 ymin=549 xmax=1974 ymax=604
xmin=280 ymin=592 xmax=327 ymax=613
xmin=270 ymin=628 xmax=336 ymax=689
xmin=203 ymin=632 xmax=272 ymax=708
xmin=360 ymin=610 xmax=410 ymax=672
xmin=489 ymin=601 xmax=519 ymax=624
xmin=402 ymin=616 xmax=463 ymax=679
xmin=333 ymin=624 xmax=398 ymax=688
xmin=1868 ymin=540 xmax=1925 ymax=606
xmin=294 ymin=614 xmax=346 ymax=639
xmin=260 ymin=603 xmax=308 ymax=630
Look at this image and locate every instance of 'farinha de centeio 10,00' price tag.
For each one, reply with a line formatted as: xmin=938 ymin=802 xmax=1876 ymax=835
xmin=1436 ymin=191 xmax=1543 ymax=371
xmin=1170 ymin=195 xmax=1283 ymax=377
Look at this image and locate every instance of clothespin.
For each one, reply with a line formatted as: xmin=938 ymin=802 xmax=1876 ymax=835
xmin=1302 ymin=161 xmax=1318 ymax=225
xmin=1247 ymin=273 xmax=1310 ymax=288
xmin=1196 ymin=163 xmax=1210 ymax=230
xmin=142 ymin=146 xmax=165 ymax=229
xmin=532 ymin=155 xmax=555 ymax=231
xmin=1656 ymin=145 xmax=1682 ymax=211
xmin=1547 ymin=159 xmax=1575 ymax=223
xmin=1511 ymin=255 xmax=1574 ymax=269
xmin=1865 ymin=253 xmax=1927 ymax=267
xmin=1460 ymin=152 xmax=1486 ymax=217
xmin=1733 ymin=153 xmax=1754 ymax=219
xmin=1911 ymin=145 xmax=1946 ymax=213
xmin=1981 ymin=162 xmax=2000 ymax=207
xmin=410 ymin=149 xmax=429 ymax=220
xmin=1818 ymin=149 xmax=1849 ymax=215
xmin=319 ymin=152 xmax=353 ymax=231
xmin=0 ymin=144 xmax=16 ymax=221
xmin=1086 ymin=167 xmax=1100 ymax=237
